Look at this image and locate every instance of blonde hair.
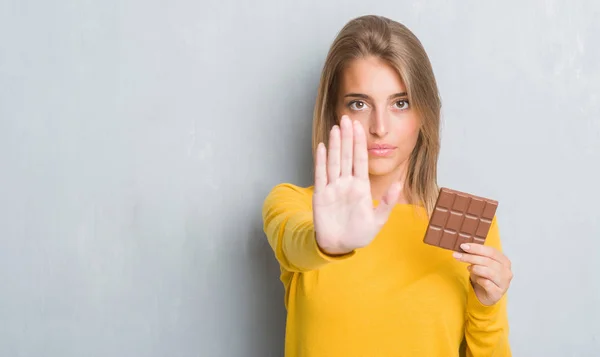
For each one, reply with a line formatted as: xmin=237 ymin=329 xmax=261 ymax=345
xmin=311 ymin=15 xmax=442 ymax=216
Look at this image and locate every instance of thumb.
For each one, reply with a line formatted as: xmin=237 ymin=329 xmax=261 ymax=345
xmin=373 ymin=181 xmax=403 ymax=225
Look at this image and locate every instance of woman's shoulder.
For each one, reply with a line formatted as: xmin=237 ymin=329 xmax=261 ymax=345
xmin=268 ymin=182 xmax=314 ymax=195
xmin=263 ymin=182 xmax=314 ymax=207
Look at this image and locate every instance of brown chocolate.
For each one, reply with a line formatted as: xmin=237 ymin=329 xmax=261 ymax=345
xmin=423 ymin=187 xmax=498 ymax=252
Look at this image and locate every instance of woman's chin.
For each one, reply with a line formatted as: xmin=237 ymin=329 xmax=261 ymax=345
xmin=368 ymin=162 xmax=400 ymax=177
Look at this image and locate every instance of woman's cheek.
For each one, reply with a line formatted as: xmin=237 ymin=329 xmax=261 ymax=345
xmin=351 ymin=110 xmax=372 ymax=125
xmin=394 ymin=114 xmax=420 ymax=137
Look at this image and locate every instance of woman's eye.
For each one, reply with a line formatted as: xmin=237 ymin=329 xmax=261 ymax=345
xmin=394 ymin=100 xmax=410 ymax=110
xmin=348 ymin=101 xmax=367 ymax=111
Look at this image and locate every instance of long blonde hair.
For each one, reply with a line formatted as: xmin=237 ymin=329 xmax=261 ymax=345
xmin=312 ymin=15 xmax=442 ymax=216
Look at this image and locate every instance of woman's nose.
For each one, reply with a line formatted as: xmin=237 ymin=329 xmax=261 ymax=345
xmin=369 ymin=110 xmax=389 ymax=137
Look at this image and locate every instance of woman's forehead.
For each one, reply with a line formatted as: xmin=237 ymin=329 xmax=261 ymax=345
xmin=338 ymin=57 xmax=406 ymax=96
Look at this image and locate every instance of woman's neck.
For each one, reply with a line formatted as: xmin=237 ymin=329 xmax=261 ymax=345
xmin=369 ymin=163 xmax=409 ymax=204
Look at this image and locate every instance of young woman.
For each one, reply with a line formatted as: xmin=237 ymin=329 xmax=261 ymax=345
xmin=262 ymin=15 xmax=513 ymax=356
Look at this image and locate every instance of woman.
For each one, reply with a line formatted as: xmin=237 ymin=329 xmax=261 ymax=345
xmin=262 ymin=15 xmax=513 ymax=356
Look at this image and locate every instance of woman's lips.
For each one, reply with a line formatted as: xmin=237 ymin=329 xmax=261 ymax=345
xmin=367 ymin=144 xmax=397 ymax=157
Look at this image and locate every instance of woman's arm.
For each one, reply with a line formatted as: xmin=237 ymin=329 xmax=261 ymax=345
xmin=262 ymin=183 xmax=354 ymax=273
xmin=462 ymin=218 xmax=512 ymax=356
xmin=464 ymin=285 xmax=511 ymax=356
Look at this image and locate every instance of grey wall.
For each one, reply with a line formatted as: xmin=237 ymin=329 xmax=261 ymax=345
xmin=1 ymin=0 xmax=599 ymax=356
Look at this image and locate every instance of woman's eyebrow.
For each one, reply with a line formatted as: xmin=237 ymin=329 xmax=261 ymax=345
xmin=343 ymin=92 xmax=408 ymax=99
xmin=344 ymin=93 xmax=370 ymax=99
xmin=389 ymin=92 xmax=408 ymax=99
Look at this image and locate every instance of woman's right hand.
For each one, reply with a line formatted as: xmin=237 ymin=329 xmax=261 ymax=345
xmin=313 ymin=115 xmax=402 ymax=255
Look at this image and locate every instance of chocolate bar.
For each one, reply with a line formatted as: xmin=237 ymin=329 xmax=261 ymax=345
xmin=423 ymin=187 xmax=498 ymax=252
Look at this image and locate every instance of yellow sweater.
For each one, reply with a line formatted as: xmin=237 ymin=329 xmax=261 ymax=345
xmin=262 ymin=183 xmax=511 ymax=357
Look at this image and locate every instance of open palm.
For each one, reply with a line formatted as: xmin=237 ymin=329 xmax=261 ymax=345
xmin=313 ymin=116 xmax=402 ymax=255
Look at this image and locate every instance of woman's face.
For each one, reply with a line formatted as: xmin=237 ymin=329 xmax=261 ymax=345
xmin=335 ymin=56 xmax=421 ymax=178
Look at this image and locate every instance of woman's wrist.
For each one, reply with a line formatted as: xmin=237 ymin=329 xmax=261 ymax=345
xmin=315 ymin=233 xmax=354 ymax=256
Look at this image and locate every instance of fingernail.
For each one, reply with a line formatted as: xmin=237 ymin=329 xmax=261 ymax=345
xmin=461 ymin=243 xmax=470 ymax=251
xmin=452 ymin=252 xmax=462 ymax=259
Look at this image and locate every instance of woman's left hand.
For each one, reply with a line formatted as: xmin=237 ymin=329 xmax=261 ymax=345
xmin=453 ymin=243 xmax=513 ymax=306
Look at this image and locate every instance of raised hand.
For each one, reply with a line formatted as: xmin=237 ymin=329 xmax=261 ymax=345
xmin=313 ymin=115 xmax=402 ymax=255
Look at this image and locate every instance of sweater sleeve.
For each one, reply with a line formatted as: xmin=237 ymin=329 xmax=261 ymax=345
xmin=465 ymin=216 xmax=512 ymax=357
xmin=261 ymin=183 xmax=355 ymax=273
